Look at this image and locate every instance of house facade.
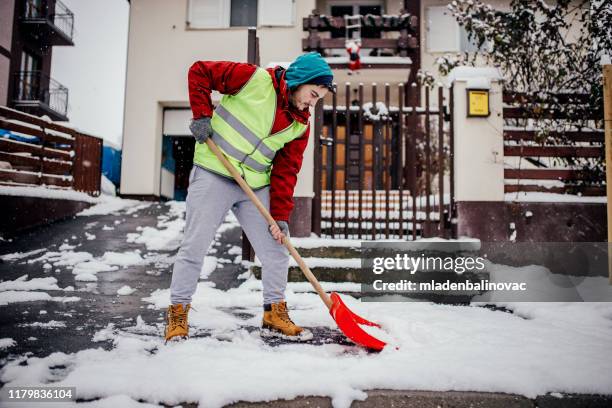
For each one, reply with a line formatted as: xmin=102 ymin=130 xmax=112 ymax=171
xmin=0 ymin=0 xmax=74 ymax=121
xmin=119 ymin=0 xmax=511 ymax=235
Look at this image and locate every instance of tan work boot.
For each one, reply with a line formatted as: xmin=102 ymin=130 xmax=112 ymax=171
xmin=165 ymin=303 xmax=190 ymax=342
xmin=261 ymin=301 xmax=312 ymax=341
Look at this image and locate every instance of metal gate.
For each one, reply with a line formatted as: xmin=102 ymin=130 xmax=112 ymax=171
xmin=312 ymin=82 xmax=456 ymax=240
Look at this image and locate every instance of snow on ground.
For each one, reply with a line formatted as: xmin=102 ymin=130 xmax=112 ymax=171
xmin=505 ymin=191 xmax=607 ymax=203
xmin=77 ymin=198 xmax=148 ymax=217
xmin=0 ymin=269 xmax=79 ymax=309
xmin=18 ymin=320 xmax=67 ymax=329
xmin=2 ymin=274 xmax=611 ymax=407
xmin=0 ymin=291 xmax=79 ymax=306
xmin=2 ymin=197 xmax=611 ymax=406
xmin=200 ymin=256 xmax=218 ymax=279
xmin=0 ymin=185 xmax=145 ymax=217
xmin=291 ymin=236 xmax=362 ymax=248
xmin=117 ymin=285 xmax=136 ymax=296
xmin=101 ymin=251 xmax=143 ymax=267
xmin=0 ymin=275 xmax=64 ymax=292
xmin=0 ymin=248 xmax=46 ymax=261
xmin=126 ymin=202 xmax=186 ymax=251
xmin=22 ymin=248 xmax=145 ymax=283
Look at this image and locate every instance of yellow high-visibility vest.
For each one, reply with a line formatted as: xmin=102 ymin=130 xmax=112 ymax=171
xmin=193 ymin=68 xmax=308 ymax=189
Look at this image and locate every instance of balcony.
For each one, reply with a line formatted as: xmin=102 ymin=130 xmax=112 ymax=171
xmin=19 ymin=0 xmax=74 ymax=46
xmin=12 ymin=71 xmax=69 ymax=121
xmin=303 ymin=12 xmax=418 ymax=63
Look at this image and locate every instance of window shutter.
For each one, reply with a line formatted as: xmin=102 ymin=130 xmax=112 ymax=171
xmin=258 ymin=0 xmax=295 ymax=26
xmin=188 ymin=0 xmax=228 ymax=28
xmin=426 ymin=6 xmax=460 ymax=52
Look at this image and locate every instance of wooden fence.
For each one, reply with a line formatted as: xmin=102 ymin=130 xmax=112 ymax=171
xmin=312 ymin=82 xmax=455 ymax=240
xmin=0 ymin=106 xmax=102 ymax=195
xmin=503 ymin=92 xmax=605 ymax=196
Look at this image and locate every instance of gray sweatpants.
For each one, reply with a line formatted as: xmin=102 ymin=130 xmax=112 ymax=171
xmin=170 ymin=165 xmax=289 ymax=305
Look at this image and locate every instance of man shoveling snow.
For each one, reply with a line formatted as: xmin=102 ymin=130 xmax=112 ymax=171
xmin=165 ymin=52 xmax=334 ymax=342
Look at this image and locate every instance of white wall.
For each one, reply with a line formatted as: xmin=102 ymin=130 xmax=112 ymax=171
xmin=121 ymin=0 xmax=316 ymax=195
xmin=451 ymin=68 xmax=504 ymax=202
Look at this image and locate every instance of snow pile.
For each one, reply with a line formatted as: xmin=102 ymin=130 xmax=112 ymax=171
xmin=0 ymin=291 xmax=79 ymax=306
xmin=15 ymin=246 xmax=144 ymax=283
xmin=0 ymin=248 xmax=46 ymax=261
xmin=77 ymin=198 xmax=147 ymax=217
xmin=0 ymin=274 xmax=78 ymax=306
xmin=291 ymin=236 xmax=361 ymax=249
xmin=0 ymin=275 xmax=62 ymax=292
xmin=0 ymin=338 xmax=16 ymax=350
xmin=72 ymin=260 xmax=118 ymax=282
xmin=0 ymin=185 xmax=100 ymax=203
xmin=126 ymin=202 xmax=186 ymax=251
xmin=200 ymin=256 xmax=218 ymax=279
xmin=116 ymin=286 xmax=136 ymax=296
xmin=2 ymin=274 xmax=611 ymax=407
xmin=19 ymin=320 xmax=67 ymax=329
xmin=100 ymin=175 xmax=116 ymax=196
xmin=0 ymin=185 xmax=146 ymax=216
xmin=101 ymin=251 xmax=143 ymax=267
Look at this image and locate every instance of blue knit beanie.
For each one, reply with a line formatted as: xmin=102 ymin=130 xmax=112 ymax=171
xmin=285 ymin=52 xmax=334 ymax=92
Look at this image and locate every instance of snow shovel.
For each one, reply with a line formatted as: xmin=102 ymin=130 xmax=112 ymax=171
xmin=206 ymin=138 xmax=387 ymax=351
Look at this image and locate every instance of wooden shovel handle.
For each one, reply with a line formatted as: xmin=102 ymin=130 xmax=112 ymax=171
xmin=205 ymin=139 xmax=333 ymax=310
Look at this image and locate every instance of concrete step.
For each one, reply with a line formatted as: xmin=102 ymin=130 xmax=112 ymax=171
xmin=290 ymin=237 xmax=361 ymax=258
xmin=291 ymin=245 xmax=361 ymax=258
xmin=251 ymin=264 xmax=360 ymax=283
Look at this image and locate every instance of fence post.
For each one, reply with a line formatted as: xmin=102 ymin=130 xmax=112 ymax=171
xmin=311 ymin=100 xmax=324 ymax=236
xmin=603 ymin=64 xmax=612 ymax=285
xmin=242 ymin=27 xmax=259 ymax=262
xmin=450 ymin=67 xmax=504 ymax=240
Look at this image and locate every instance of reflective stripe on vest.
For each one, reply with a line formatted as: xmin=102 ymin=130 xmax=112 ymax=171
xmin=214 ymin=105 xmax=276 ymax=160
xmin=192 ymin=67 xmax=308 ymax=189
xmin=211 ymin=130 xmax=270 ymax=172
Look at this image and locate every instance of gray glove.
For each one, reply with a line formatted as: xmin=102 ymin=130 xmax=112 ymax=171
xmin=190 ymin=117 xmax=212 ymax=144
xmin=269 ymin=220 xmax=289 ymax=238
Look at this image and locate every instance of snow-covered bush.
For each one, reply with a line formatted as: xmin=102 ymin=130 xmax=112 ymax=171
xmin=437 ymin=0 xmax=611 ymax=187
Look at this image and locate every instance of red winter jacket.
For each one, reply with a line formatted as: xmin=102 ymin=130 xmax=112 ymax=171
xmin=187 ymin=61 xmax=311 ymax=222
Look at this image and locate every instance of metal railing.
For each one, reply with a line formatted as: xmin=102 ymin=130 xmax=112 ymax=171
xmin=13 ymin=70 xmax=69 ymax=117
xmin=22 ymin=0 xmax=74 ymax=41
xmin=51 ymin=0 xmax=74 ymax=40
xmin=312 ymin=82 xmax=455 ymax=240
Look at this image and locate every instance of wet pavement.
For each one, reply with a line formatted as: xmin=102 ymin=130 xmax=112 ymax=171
xmin=0 ymin=202 xmax=611 ymax=407
xmin=0 ymin=202 xmax=247 ymax=361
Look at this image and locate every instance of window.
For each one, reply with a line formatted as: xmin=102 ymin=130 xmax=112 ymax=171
xmin=18 ymin=51 xmax=42 ymax=100
xmin=20 ymin=50 xmax=42 ymax=72
xmin=230 ymin=0 xmax=257 ymax=27
xmin=188 ymin=0 xmax=294 ymax=28
xmin=24 ymin=0 xmax=44 ymax=19
xmin=426 ymin=6 xmax=460 ymax=52
xmin=329 ymin=2 xmax=383 ymax=39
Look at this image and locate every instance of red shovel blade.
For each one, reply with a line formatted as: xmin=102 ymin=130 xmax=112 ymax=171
xmin=329 ymin=292 xmax=387 ymax=351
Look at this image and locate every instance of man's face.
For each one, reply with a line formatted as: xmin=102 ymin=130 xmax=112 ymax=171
xmin=289 ymin=84 xmax=329 ymax=111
